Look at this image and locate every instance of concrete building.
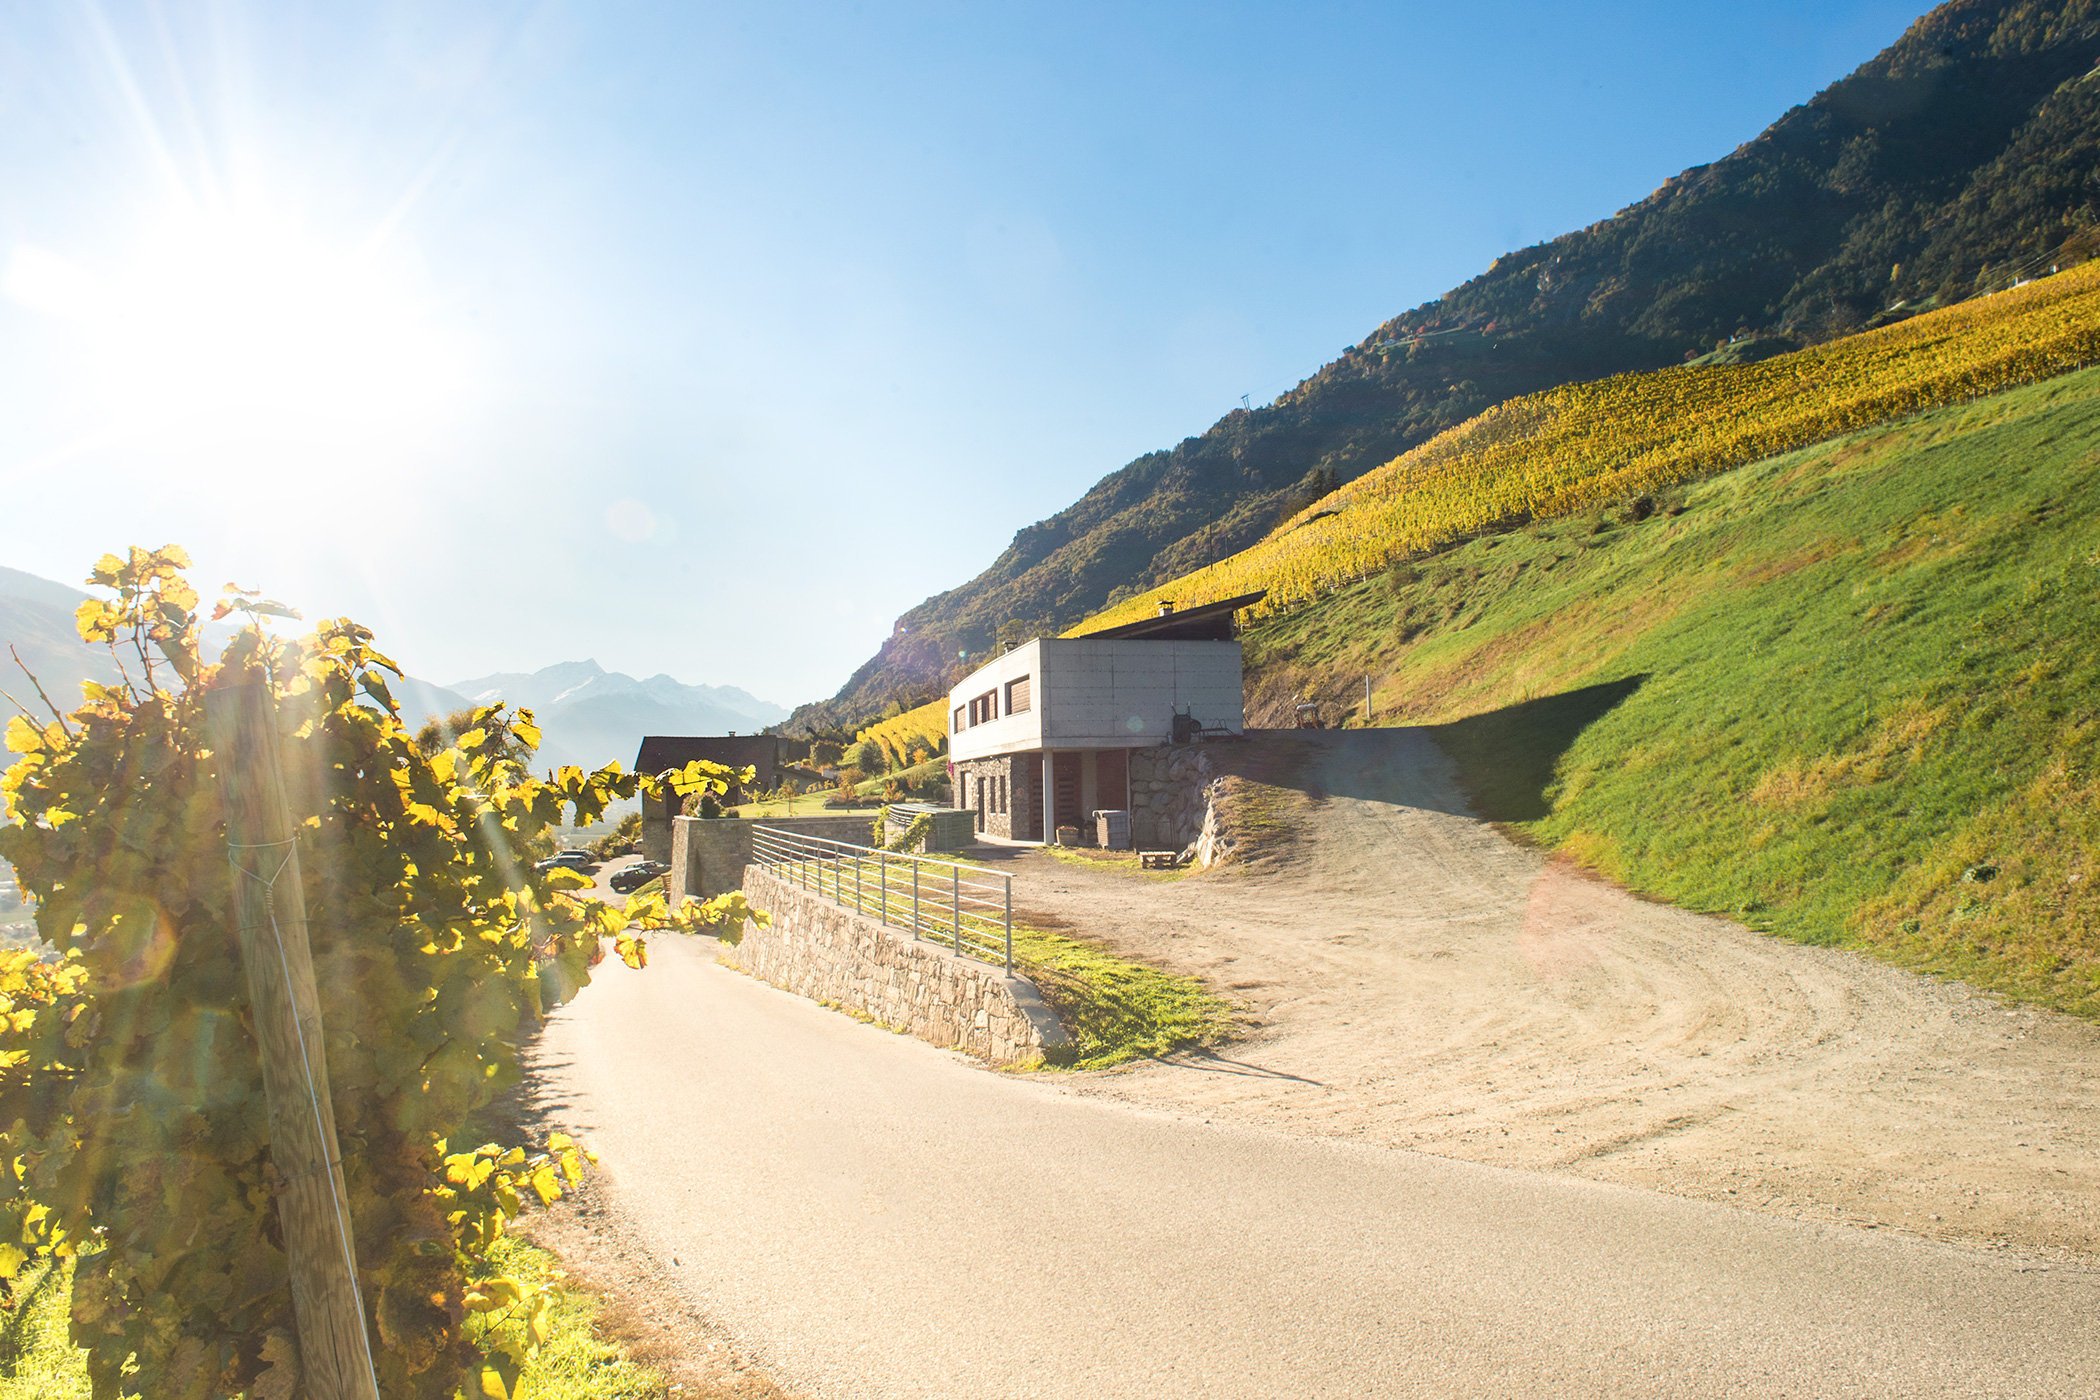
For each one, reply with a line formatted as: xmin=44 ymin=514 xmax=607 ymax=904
xmin=947 ymin=592 xmax=1261 ymax=842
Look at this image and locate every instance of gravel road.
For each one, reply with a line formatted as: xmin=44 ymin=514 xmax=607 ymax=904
xmin=533 ymin=936 xmax=2100 ymax=1397
xmin=1024 ymin=730 xmax=2100 ymax=1260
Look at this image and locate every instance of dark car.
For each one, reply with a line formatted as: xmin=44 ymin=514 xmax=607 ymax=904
xmin=534 ymin=850 xmax=596 ymax=873
xmin=609 ymin=860 xmax=668 ymax=894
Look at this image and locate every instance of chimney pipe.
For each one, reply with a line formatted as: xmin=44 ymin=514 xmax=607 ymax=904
xmin=1157 ymin=601 xmax=1175 ymax=616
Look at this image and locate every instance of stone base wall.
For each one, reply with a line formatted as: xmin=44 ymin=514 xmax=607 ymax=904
xmin=670 ymin=815 xmax=881 ymax=902
xmin=952 ymin=755 xmax=1035 ymax=841
xmin=642 ymin=813 xmax=674 ymax=865
xmin=1128 ymin=745 xmax=1218 ymax=853
xmin=732 ymin=869 xmax=1070 ymax=1066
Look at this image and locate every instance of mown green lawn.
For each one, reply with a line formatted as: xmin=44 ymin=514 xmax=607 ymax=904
xmin=1246 ymin=366 xmax=2100 ymax=1015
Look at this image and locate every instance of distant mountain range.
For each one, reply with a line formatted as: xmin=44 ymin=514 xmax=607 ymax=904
xmin=427 ymin=660 xmax=789 ymax=771
xmin=792 ymin=0 xmax=2100 ymax=732
xmin=0 ymin=566 xmax=787 ymax=773
xmin=0 ymin=565 xmax=122 ymax=714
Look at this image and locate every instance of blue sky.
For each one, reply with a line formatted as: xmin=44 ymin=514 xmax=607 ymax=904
xmin=0 ymin=0 xmax=1923 ymax=704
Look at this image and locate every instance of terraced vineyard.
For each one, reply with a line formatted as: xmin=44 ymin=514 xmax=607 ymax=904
xmin=1076 ymin=260 xmax=2100 ymax=633
xmin=856 ymin=698 xmax=949 ymax=770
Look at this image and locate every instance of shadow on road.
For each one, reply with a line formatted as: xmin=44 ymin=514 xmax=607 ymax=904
xmin=1424 ymin=673 xmax=1648 ymax=821
xmin=1148 ymin=1049 xmax=1328 ymax=1086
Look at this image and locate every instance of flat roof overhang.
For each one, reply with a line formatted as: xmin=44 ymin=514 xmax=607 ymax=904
xmin=1074 ymin=590 xmax=1267 ymax=642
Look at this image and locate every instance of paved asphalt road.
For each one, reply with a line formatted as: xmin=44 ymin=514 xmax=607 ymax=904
xmin=532 ymin=935 xmax=2100 ymax=1399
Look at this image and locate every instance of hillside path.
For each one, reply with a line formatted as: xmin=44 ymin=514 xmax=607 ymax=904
xmin=1015 ymin=729 xmax=2100 ymax=1259
xmin=532 ymin=935 xmax=2100 ymax=1399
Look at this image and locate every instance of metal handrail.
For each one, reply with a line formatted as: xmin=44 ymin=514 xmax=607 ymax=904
xmin=749 ymin=825 xmax=1014 ymax=971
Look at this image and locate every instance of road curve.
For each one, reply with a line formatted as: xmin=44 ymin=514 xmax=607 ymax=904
xmin=531 ymin=935 xmax=2100 ymax=1399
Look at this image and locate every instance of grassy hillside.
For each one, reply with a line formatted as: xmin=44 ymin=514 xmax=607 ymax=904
xmin=794 ymin=0 xmax=2100 ymax=731
xmin=1082 ymin=259 xmax=2100 ymax=632
xmin=1239 ymin=366 xmax=2100 ymax=1016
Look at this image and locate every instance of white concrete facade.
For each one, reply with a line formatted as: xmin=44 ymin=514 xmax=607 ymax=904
xmin=946 ymin=637 xmax=1245 ymax=763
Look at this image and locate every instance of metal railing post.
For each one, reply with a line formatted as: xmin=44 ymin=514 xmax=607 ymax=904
xmin=754 ymin=826 xmax=1017 ymax=970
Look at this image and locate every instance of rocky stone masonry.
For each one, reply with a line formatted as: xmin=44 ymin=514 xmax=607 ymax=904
xmin=1128 ymin=745 xmax=1217 ymax=854
xmin=731 ymin=868 xmax=1071 ymax=1067
xmin=952 ymin=754 xmax=1033 ymax=841
xmin=670 ymin=815 xmax=878 ymax=902
xmin=1193 ymin=776 xmax=1238 ymax=867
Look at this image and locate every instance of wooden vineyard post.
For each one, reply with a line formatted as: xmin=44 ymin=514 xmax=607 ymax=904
xmin=205 ymin=683 xmax=382 ymax=1400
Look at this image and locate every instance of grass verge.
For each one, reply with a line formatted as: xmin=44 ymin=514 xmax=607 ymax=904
xmin=0 ymin=1259 xmax=87 ymax=1399
xmin=0 ymin=1237 xmax=670 ymax=1400
xmin=1039 ymin=846 xmax=1196 ymax=882
xmin=1009 ymin=920 xmax=1236 ymax=1070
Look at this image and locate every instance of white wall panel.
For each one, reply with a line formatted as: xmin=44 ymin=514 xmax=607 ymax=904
xmin=951 ymin=637 xmax=1243 ymax=759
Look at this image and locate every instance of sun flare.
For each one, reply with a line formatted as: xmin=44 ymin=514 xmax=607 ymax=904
xmin=6 ymin=204 xmax=470 ymax=456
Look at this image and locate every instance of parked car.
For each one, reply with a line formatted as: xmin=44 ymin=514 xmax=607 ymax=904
xmin=609 ymin=859 xmax=669 ymax=894
xmin=534 ymin=850 xmax=596 ymax=873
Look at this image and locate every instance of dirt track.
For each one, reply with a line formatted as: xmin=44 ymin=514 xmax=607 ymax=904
xmin=1008 ymin=729 xmax=2100 ymax=1259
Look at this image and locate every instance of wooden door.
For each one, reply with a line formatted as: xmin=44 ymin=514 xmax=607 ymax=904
xmin=1095 ymin=748 xmax=1129 ymax=813
xmin=1053 ymin=752 xmax=1083 ymax=832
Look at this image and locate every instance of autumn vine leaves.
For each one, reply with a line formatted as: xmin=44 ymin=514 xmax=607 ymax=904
xmin=0 ymin=545 xmax=762 ymax=1398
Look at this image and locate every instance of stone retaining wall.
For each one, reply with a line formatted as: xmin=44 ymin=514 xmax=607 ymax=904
xmin=670 ymin=815 xmax=877 ymax=901
xmin=1127 ymin=745 xmax=1216 ymax=854
xmin=731 ymin=868 xmax=1070 ymax=1066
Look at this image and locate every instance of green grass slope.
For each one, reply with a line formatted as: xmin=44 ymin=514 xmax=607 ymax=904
xmin=1243 ymin=366 xmax=2100 ymax=1016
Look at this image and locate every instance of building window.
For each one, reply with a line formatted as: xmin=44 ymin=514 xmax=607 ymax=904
xmin=953 ymin=706 xmax=965 ymax=734
xmin=1005 ymin=675 xmax=1031 ymax=715
xmin=969 ymin=690 xmax=998 ymax=726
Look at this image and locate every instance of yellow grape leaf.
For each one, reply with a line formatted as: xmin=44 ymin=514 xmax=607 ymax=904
xmin=0 ymin=1242 xmax=26 ymax=1279
xmin=529 ymin=1163 xmax=561 ymax=1206
xmin=445 ymin=1154 xmax=495 ymax=1190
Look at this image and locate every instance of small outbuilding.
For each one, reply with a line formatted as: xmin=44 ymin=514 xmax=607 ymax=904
xmin=635 ymin=734 xmax=793 ymax=861
xmin=946 ymin=591 xmax=1261 ymax=843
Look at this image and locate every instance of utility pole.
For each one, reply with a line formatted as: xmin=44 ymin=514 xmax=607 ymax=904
xmin=207 ymin=684 xmax=381 ymax=1400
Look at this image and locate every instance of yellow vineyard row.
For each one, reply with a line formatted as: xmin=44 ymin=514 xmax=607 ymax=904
xmin=1074 ymin=260 xmax=2100 ymax=633
xmin=857 ymin=698 xmax=949 ymax=769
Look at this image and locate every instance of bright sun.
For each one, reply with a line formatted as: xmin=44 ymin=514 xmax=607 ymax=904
xmin=6 ymin=204 xmax=469 ymax=456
